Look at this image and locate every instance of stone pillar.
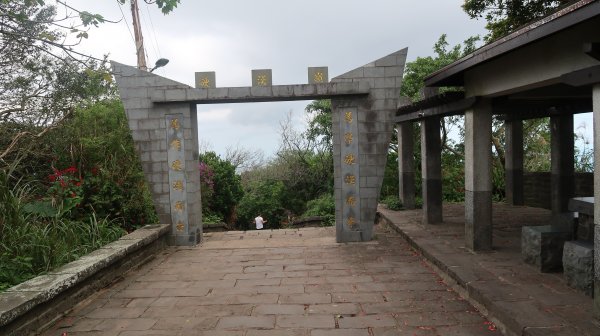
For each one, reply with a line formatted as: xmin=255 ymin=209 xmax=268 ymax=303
xmin=111 ymin=62 xmax=202 ymax=246
xmin=593 ymin=83 xmax=600 ymax=317
xmin=421 ymin=117 xmax=442 ymax=224
xmin=397 ymin=122 xmax=415 ymax=209
xmin=505 ymin=118 xmax=524 ymax=205
xmin=331 ymin=48 xmax=408 ymax=242
xmin=550 ymin=114 xmax=575 ymax=227
xmin=522 ymin=114 xmax=576 ymax=271
xmin=464 ymin=98 xmax=492 ymax=251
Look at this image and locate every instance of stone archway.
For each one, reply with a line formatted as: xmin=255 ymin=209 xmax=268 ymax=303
xmin=112 ymin=48 xmax=407 ymax=245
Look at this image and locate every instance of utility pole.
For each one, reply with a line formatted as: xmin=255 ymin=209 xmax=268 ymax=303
xmin=130 ymin=0 xmax=148 ymax=71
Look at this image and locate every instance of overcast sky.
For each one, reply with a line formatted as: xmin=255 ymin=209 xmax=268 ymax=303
xmin=65 ymin=0 xmax=592 ymax=159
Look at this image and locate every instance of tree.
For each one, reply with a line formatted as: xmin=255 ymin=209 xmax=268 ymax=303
xmin=199 ymin=152 xmax=244 ymax=224
xmin=462 ymin=0 xmax=571 ymax=41
xmin=0 ymin=1 xmax=180 ymax=64
xmin=0 ymin=1 xmax=180 ymax=164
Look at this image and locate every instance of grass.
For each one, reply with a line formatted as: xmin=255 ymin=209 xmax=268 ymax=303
xmin=0 ymin=169 xmax=125 ymax=291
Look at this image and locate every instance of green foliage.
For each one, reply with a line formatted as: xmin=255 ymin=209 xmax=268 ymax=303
xmin=202 ymin=213 xmax=223 ymax=225
xmin=523 ymin=118 xmax=551 ymax=172
xmin=44 ymin=99 xmax=158 ymax=231
xmin=0 ymin=168 xmax=124 ymax=291
xmin=199 ymin=151 xmax=244 ymax=224
xmin=462 ymin=0 xmax=571 ymax=41
xmin=381 ymin=195 xmax=403 ymax=211
xmin=237 ymin=179 xmax=286 ymax=230
xmin=400 ymin=34 xmax=479 ymax=102
xmin=305 ymin=100 xmax=333 ymax=153
xmin=380 ymin=151 xmax=399 ymax=199
xmin=302 ymin=193 xmax=335 ymax=226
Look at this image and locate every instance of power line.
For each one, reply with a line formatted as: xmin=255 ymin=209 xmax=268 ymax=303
xmin=143 ymin=1 xmax=162 ymax=59
xmin=116 ymin=0 xmax=135 ymax=45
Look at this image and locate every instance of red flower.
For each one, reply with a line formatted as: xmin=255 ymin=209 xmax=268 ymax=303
xmin=64 ymin=166 xmax=77 ymax=174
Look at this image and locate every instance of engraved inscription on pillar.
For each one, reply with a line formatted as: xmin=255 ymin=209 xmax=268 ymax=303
xmin=341 ymin=108 xmax=360 ymax=230
xmin=166 ymin=114 xmax=189 ymax=235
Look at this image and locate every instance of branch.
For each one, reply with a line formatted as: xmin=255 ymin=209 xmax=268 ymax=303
xmin=491 ymin=135 xmax=505 ymax=167
xmin=0 ymin=108 xmax=73 ymax=160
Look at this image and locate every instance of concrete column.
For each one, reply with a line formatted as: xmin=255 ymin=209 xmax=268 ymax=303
xmin=505 ymin=118 xmax=524 ymax=205
xmin=550 ymin=114 xmax=575 ymax=227
xmin=397 ymin=122 xmax=415 ymax=209
xmin=421 ymin=118 xmax=442 ymax=224
xmin=465 ymin=98 xmax=492 ymax=251
xmin=592 ymin=83 xmax=600 ymax=317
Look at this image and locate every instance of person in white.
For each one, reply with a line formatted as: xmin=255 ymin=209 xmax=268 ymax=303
xmin=255 ymin=214 xmax=267 ymax=230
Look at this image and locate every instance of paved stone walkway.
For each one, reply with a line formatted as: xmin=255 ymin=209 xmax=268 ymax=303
xmin=42 ymin=224 xmax=498 ymax=336
xmin=378 ymin=203 xmax=599 ymax=336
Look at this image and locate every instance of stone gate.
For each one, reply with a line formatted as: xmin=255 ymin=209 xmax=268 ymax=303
xmin=112 ymin=48 xmax=407 ymax=245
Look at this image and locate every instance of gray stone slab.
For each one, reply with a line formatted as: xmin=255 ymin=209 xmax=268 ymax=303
xmin=563 ymin=240 xmax=593 ymax=296
xmin=252 ymin=69 xmax=272 ymax=87
xmin=228 ymin=87 xmax=252 ymax=99
xmin=522 ymin=225 xmax=573 ymax=272
xmin=195 ymin=71 xmax=216 ymax=89
xmin=308 ymin=67 xmax=328 ymax=84
xmin=569 ymin=197 xmax=594 ymax=215
xmin=207 ymin=87 xmax=230 ymax=100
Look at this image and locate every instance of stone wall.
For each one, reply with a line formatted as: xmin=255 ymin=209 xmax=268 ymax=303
xmin=523 ymin=172 xmax=593 ymax=209
xmin=0 ymin=224 xmax=169 ymax=336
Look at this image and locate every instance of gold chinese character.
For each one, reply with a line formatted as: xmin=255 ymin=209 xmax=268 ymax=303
xmin=170 ymin=118 xmax=180 ymax=130
xmin=344 ymin=132 xmax=353 ymax=145
xmin=344 ymin=175 xmax=356 ymax=185
xmin=200 ymin=77 xmax=210 ymax=88
xmin=257 ymin=75 xmax=268 ymax=86
xmin=172 ymin=180 xmax=184 ymax=191
xmin=174 ymin=201 xmax=185 ymax=212
xmin=176 ymin=221 xmax=184 ymax=232
xmin=170 ymin=139 xmax=182 ymax=151
xmin=346 ymin=196 xmax=356 ymax=206
xmin=347 ymin=216 xmax=356 ymax=228
xmin=344 ymin=111 xmax=353 ymax=124
xmin=344 ymin=154 xmax=356 ymax=165
xmin=171 ymin=160 xmax=183 ymax=171
xmin=314 ymin=71 xmax=324 ymax=83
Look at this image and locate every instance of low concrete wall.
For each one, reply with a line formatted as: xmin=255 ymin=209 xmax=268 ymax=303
xmin=523 ymin=172 xmax=593 ymax=209
xmin=0 ymin=224 xmax=170 ymax=336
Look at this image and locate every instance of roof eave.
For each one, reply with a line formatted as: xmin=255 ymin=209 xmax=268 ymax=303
xmin=424 ymin=0 xmax=600 ymax=87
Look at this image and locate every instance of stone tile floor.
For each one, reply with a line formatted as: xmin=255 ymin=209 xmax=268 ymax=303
xmin=41 ymin=224 xmax=498 ymax=335
xmin=378 ymin=203 xmax=599 ymax=336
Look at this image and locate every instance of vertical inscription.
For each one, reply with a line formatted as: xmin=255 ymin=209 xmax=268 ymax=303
xmin=340 ymin=108 xmax=360 ymax=230
xmin=166 ymin=114 xmax=189 ymax=235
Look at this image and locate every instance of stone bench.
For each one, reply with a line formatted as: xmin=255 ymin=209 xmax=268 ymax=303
xmin=0 ymin=224 xmax=170 ymax=335
xmin=564 ymin=197 xmax=594 ymax=297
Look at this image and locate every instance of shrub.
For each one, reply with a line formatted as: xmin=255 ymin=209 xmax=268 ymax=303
xmin=302 ymin=193 xmax=335 ymax=226
xmin=381 ymin=195 xmax=403 ymax=211
xmin=0 ymin=169 xmax=124 ymax=291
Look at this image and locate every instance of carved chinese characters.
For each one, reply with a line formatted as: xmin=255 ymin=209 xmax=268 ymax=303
xmin=341 ymin=108 xmax=360 ymax=230
xmin=166 ymin=114 xmax=189 ymax=234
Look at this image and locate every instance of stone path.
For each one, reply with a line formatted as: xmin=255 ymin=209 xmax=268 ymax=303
xmin=378 ymin=203 xmax=599 ymax=336
xmin=42 ymin=224 xmax=498 ymax=335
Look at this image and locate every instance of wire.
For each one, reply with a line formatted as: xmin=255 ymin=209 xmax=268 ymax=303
xmin=116 ymin=0 xmax=135 ymax=45
xmin=143 ymin=1 xmax=162 ymax=58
